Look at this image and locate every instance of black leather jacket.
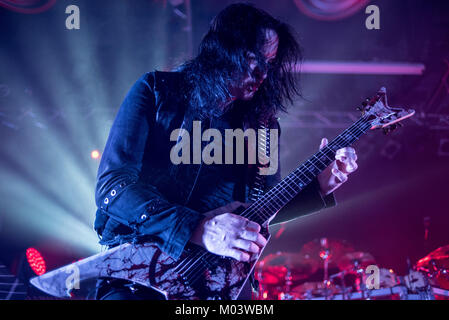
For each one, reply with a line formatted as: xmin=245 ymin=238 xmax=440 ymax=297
xmin=94 ymin=71 xmax=335 ymax=259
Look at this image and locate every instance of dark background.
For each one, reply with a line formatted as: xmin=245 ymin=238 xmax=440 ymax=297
xmin=0 ymin=0 xmax=448 ymax=295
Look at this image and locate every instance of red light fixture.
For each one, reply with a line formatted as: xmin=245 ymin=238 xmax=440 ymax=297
xmin=26 ymin=248 xmax=46 ymax=276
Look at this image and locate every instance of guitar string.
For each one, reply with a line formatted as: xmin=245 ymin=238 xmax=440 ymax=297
xmin=173 ymin=122 xmax=273 ymax=275
xmin=180 ymin=118 xmax=372 ymax=283
xmin=179 ymin=116 xmax=371 ymax=282
xmin=242 ymin=116 xmax=371 ymax=223
xmin=180 ymin=116 xmax=371 ymax=284
xmin=181 ymin=117 xmax=372 ymax=286
xmin=182 ymin=119 xmax=372 ymax=286
xmin=177 ymin=116 xmax=371 ymax=282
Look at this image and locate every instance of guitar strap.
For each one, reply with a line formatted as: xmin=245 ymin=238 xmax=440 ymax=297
xmin=248 ymin=119 xmax=270 ymax=202
xmin=247 ymin=119 xmax=271 ymax=294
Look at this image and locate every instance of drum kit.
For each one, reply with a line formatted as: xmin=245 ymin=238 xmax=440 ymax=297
xmin=254 ymin=238 xmax=449 ymax=300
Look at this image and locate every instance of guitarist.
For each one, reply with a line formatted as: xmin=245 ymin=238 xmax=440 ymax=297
xmin=94 ymin=3 xmax=358 ymax=300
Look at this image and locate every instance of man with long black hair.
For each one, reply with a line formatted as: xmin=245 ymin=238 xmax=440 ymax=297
xmin=93 ymin=3 xmax=358 ymax=300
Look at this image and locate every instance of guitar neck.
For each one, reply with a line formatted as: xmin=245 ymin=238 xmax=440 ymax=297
xmin=241 ymin=115 xmax=373 ymax=225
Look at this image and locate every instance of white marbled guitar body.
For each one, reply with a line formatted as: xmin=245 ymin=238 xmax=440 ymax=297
xmin=31 ymin=229 xmax=271 ymax=300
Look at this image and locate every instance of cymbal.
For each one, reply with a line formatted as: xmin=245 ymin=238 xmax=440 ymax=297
xmin=417 ymin=245 xmax=449 ymax=270
xmin=417 ymin=245 xmax=449 ymax=290
xmin=261 ymin=252 xmax=320 ymax=270
xmin=337 ymin=252 xmax=376 ymax=271
xmin=256 ymin=252 xmax=318 ymax=285
xmin=299 ymin=238 xmax=355 ymax=268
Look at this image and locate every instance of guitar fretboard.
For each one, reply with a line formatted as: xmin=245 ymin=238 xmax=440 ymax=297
xmin=241 ymin=115 xmax=372 ymax=226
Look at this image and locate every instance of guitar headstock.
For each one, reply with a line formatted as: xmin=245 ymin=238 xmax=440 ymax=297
xmin=359 ymin=87 xmax=415 ymax=134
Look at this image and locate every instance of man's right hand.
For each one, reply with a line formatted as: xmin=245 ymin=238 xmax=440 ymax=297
xmin=190 ymin=201 xmax=267 ymax=262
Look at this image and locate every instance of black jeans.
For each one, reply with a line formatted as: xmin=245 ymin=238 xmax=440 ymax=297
xmin=95 ymin=279 xmax=166 ymax=300
xmin=94 ymin=278 xmax=253 ymax=300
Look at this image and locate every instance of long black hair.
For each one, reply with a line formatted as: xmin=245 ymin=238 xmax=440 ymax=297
xmin=179 ymin=3 xmax=303 ymax=122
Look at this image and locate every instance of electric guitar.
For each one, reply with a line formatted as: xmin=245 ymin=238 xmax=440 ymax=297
xmin=30 ymin=87 xmax=415 ymax=300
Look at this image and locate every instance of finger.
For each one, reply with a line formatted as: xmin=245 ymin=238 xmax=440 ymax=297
xmin=335 ymin=150 xmax=358 ymax=174
xmin=250 ymin=253 xmax=259 ymax=261
xmin=240 ymin=230 xmax=267 ymax=248
xmin=319 ymin=138 xmax=328 ymax=150
xmin=331 ymin=168 xmax=348 ymax=184
xmin=224 ymin=214 xmax=253 ymax=229
xmin=225 ymin=248 xmax=250 ymax=262
xmin=336 ymin=151 xmax=358 ymax=162
xmin=336 ymin=158 xmax=358 ymax=174
xmin=233 ymin=239 xmax=260 ymax=254
xmin=219 ymin=212 xmax=245 ymax=227
xmin=336 ymin=147 xmax=356 ymax=155
xmin=347 ymin=160 xmax=358 ymax=173
xmin=222 ymin=213 xmax=248 ymax=226
xmin=245 ymin=220 xmax=261 ymax=232
xmin=230 ymin=216 xmax=260 ymax=230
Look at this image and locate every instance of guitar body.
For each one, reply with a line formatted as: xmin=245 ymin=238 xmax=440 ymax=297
xmin=31 ymin=228 xmax=271 ymax=300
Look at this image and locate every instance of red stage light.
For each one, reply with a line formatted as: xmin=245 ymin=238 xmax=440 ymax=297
xmin=91 ymin=149 xmax=101 ymax=160
xmin=26 ymin=248 xmax=46 ymax=276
